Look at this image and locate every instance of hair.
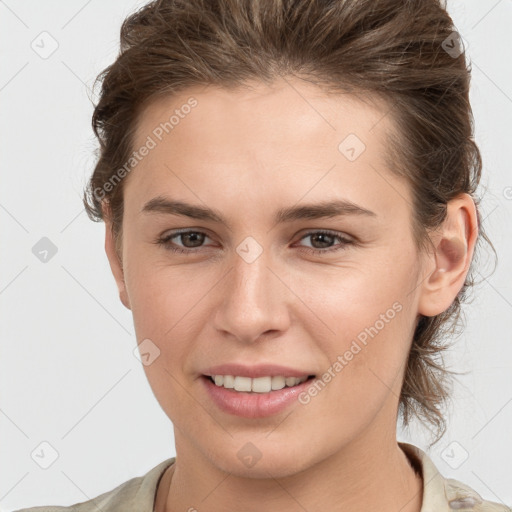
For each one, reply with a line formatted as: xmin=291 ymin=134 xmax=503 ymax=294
xmin=83 ymin=0 xmax=496 ymax=446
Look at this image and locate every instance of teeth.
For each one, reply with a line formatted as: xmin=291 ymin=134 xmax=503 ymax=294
xmin=285 ymin=377 xmax=297 ymax=387
xmin=234 ymin=376 xmax=252 ymax=392
xmin=211 ymin=375 xmax=309 ymax=393
xmin=271 ymin=376 xmax=285 ymax=390
xmin=223 ymin=375 xmax=235 ymax=388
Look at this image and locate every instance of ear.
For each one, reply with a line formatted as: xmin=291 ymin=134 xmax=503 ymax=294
xmin=103 ymin=207 xmax=131 ymax=311
xmin=417 ymin=193 xmax=478 ymax=317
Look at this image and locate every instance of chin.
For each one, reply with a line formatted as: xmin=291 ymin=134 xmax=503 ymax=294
xmin=206 ymin=438 xmax=316 ymax=479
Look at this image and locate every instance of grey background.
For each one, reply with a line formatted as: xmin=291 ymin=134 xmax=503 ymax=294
xmin=1 ymin=0 xmax=511 ymax=509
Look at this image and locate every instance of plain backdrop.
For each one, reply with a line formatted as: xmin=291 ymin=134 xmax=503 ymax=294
xmin=1 ymin=0 xmax=511 ymax=510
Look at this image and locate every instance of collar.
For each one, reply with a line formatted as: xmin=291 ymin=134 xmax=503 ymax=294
xmin=398 ymin=441 xmax=503 ymax=511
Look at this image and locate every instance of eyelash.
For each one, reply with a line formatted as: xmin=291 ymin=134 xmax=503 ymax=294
xmin=154 ymin=229 xmax=354 ymax=256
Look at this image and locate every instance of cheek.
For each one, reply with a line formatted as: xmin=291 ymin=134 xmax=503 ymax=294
xmin=294 ymin=252 xmax=418 ymax=392
xmin=126 ymin=258 xmax=202 ymax=334
xmin=292 ymin=248 xmax=417 ymax=332
xmin=127 ymin=264 xmax=203 ymax=421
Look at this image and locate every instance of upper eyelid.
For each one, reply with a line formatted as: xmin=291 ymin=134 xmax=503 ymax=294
xmin=162 ymin=228 xmax=353 ymax=245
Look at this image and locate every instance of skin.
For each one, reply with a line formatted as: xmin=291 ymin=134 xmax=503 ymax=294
xmin=103 ymin=76 xmax=478 ymax=512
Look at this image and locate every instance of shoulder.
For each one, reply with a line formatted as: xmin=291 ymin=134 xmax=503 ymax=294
xmin=12 ymin=458 xmax=175 ymax=512
xmin=399 ymin=442 xmax=511 ymax=512
xmin=444 ymin=477 xmax=511 ymax=512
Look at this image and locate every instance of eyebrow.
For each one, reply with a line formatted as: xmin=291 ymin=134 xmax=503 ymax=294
xmin=141 ymin=196 xmax=377 ymax=227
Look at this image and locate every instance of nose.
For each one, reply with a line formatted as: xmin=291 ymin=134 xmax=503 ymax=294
xmin=212 ymin=246 xmax=291 ymax=344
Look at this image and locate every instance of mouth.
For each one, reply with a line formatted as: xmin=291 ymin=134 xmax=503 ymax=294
xmin=200 ymin=366 xmax=318 ymax=418
xmin=203 ymin=374 xmax=317 ymax=393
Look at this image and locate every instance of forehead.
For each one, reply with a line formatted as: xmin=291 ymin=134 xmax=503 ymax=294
xmin=125 ymin=78 xmax=410 ymax=223
xmin=133 ymin=78 xmax=391 ymax=150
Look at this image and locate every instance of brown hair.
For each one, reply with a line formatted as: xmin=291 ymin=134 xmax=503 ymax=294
xmin=83 ymin=0 xmax=495 ymax=446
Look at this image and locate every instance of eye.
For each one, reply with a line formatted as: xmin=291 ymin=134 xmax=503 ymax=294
xmin=154 ymin=229 xmax=355 ymax=256
xmin=155 ymin=229 xmax=214 ymax=254
xmin=295 ymin=230 xmax=355 ymax=255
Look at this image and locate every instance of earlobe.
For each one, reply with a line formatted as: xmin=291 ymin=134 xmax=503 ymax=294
xmin=417 ymin=194 xmax=478 ymax=317
xmin=104 ymin=217 xmax=131 ymax=311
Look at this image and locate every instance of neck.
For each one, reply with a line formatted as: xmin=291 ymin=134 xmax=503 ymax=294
xmin=157 ymin=435 xmax=423 ymax=512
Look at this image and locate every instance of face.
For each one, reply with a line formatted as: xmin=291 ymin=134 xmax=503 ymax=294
xmin=106 ymin=77 xmax=431 ymax=478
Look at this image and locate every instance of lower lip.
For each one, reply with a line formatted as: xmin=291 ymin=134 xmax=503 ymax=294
xmin=201 ymin=375 xmax=315 ymax=418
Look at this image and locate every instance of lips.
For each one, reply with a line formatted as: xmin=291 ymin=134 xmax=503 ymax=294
xmin=199 ymin=363 xmax=317 ymax=417
xmin=202 ymin=373 xmax=316 ymax=418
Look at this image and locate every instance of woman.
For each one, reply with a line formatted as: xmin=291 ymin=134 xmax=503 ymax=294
xmin=15 ymin=0 xmax=509 ymax=510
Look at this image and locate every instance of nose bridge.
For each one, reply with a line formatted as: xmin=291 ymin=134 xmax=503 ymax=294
xmin=214 ymin=237 xmax=289 ymax=342
xmin=231 ymin=238 xmax=275 ymax=309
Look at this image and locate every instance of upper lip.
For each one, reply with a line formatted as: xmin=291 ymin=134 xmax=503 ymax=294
xmin=202 ymin=363 xmax=315 ymax=379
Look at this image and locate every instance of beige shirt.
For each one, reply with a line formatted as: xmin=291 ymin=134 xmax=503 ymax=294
xmin=14 ymin=442 xmax=510 ymax=511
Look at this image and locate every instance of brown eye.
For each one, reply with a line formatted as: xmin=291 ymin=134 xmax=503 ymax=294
xmin=175 ymin=231 xmax=206 ymax=248
xmin=156 ymin=230 xmax=212 ymax=254
xmin=296 ymin=230 xmax=354 ymax=255
xmin=155 ymin=229 xmax=354 ymax=256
